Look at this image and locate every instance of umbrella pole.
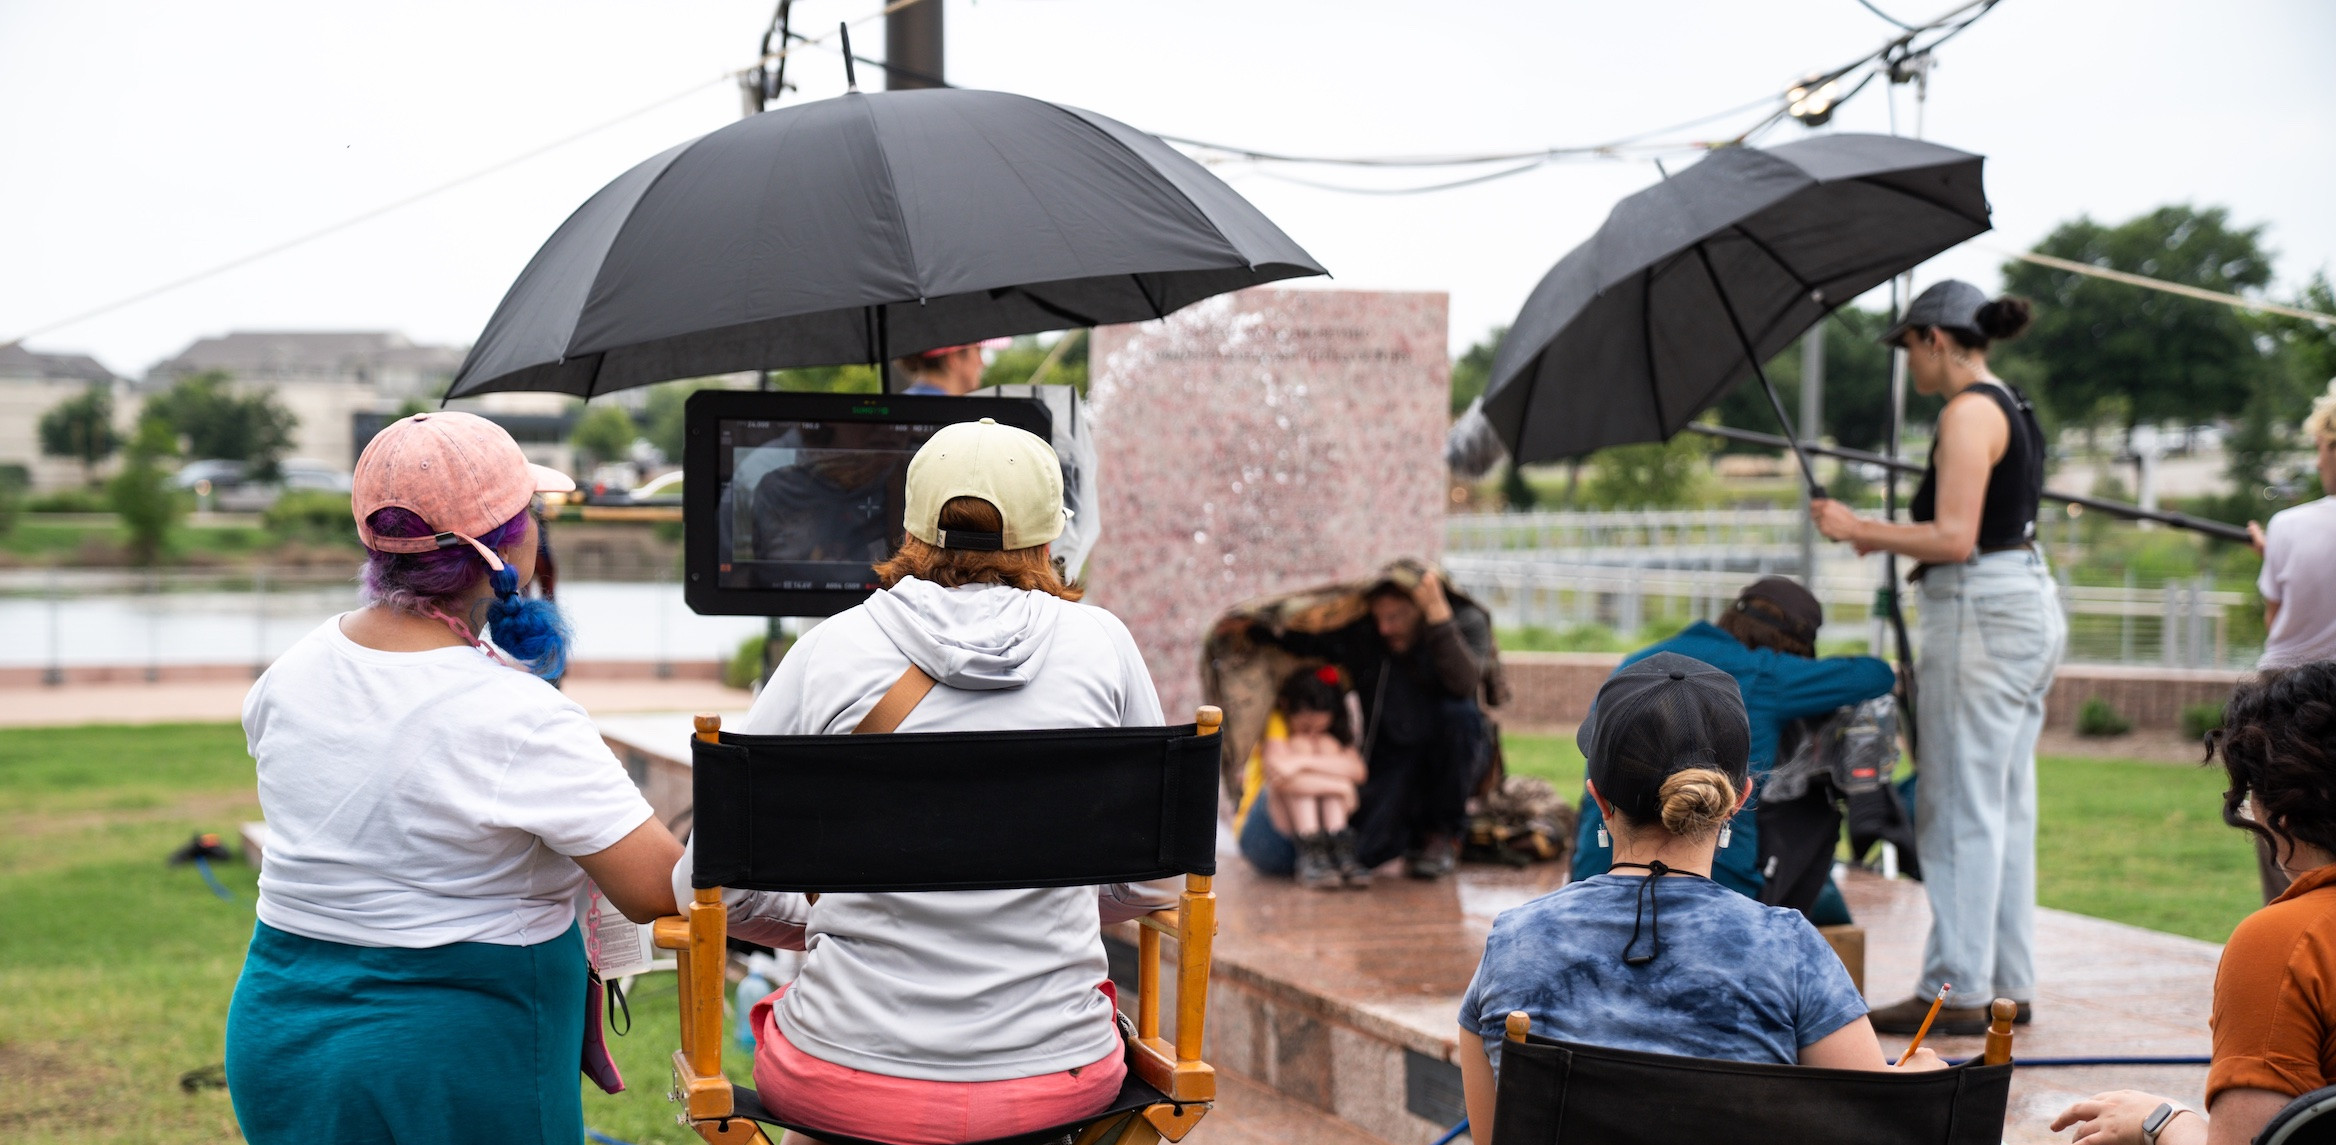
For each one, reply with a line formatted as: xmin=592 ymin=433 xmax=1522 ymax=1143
xmin=1688 ymin=244 xmax=1825 ymax=499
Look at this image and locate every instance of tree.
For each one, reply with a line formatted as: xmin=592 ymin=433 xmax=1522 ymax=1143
xmin=1582 ymin=427 xmax=1713 ymax=509
xmin=143 ymin=371 xmax=299 ymax=480
xmin=1999 ymin=205 xmax=2276 ymax=430
xmin=982 ymin=332 xmax=1089 ymax=392
xmin=1450 ymin=327 xmax=1506 ymax=416
xmin=570 ymin=403 xmax=641 ymax=468
xmin=38 ymin=385 xmax=121 ymax=486
xmin=1711 ymin=305 xmax=1941 ymax=453
xmin=109 ymin=416 xmax=182 ymax=565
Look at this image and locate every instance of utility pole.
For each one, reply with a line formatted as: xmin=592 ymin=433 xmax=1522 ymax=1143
xmin=886 ymin=0 xmax=944 ymax=90
xmin=1797 ymin=323 xmax=1825 ymax=587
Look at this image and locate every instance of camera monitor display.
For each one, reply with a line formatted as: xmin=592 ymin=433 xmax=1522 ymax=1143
xmin=682 ymin=390 xmax=1052 ymax=617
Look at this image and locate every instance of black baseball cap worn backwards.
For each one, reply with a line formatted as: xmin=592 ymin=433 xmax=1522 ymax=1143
xmin=1576 ymin=652 xmax=1752 ymax=827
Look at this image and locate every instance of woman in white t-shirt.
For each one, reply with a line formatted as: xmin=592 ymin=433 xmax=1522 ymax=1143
xmin=2249 ymin=379 xmax=2336 ymax=671
xmin=224 ymin=412 xmax=683 ymax=1145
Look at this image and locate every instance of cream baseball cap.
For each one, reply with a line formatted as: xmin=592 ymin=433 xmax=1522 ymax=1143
xmin=903 ymin=418 xmax=1066 ymax=551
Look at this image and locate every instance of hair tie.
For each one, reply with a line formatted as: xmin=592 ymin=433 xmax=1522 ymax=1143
xmin=1315 ymin=665 xmax=1342 ymax=687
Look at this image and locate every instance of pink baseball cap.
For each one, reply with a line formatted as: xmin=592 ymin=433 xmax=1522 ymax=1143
xmin=352 ymin=411 xmax=575 ymax=570
xmin=915 ymin=337 xmax=1012 ymax=359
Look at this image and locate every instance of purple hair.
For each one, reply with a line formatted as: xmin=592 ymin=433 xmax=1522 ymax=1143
xmin=362 ymin=506 xmax=530 ymax=617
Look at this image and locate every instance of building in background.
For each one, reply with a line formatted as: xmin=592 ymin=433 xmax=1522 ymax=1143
xmin=0 ymin=343 xmax=132 ymax=490
xmin=143 ymin=331 xmax=466 ymax=471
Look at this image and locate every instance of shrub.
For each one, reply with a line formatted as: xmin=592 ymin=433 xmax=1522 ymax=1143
xmin=0 ymin=465 xmax=23 ymax=537
xmin=26 ymin=487 xmax=110 ymax=513
xmin=264 ymin=490 xmax=357 ymax=546
xmin=2076 ymin=696 xmax=2134 ymax=738
xmin=724 ymin=632 xmax=795 ymax=691
xmin=2179 ymin=702 xmax=2226 ymax=741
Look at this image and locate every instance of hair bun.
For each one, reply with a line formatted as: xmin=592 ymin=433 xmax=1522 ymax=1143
xmin=1976 ymin=296 xmax=2034 ymax=341
xmin=1656 ymin=768 xmax=1739 ymax=837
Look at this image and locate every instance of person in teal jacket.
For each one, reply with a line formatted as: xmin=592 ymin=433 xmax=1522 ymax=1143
xmin=1573 ymin=577 xmax=1893 ymax=922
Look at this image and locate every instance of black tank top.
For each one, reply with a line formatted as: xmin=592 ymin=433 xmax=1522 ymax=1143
xmin=1910 ymin=382 xmax=2045 ymax=549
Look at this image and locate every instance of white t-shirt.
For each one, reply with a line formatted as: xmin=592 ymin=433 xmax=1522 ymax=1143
xmin=245 ymin=615 xmax=656 ymax=948
xmin=2258 ymin=496 xmax=2336 ymax=670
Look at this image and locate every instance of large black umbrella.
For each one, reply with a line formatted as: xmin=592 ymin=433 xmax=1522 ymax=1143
xmin=1480 ymin=133 xmax=1989 ymax=490
xmin=446 ymin=87 xmax=1325 ymax=399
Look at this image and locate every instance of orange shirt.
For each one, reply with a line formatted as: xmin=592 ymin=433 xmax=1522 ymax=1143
xmin=2209 ymin=861 xmax=2336 ymax=1105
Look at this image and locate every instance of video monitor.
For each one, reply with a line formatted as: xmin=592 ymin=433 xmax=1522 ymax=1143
xmin=682 ymin=390 xmax=1052 ymax=616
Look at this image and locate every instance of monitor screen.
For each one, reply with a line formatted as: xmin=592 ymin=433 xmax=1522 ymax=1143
xmin=683 ymin=391 xmax=1052 ymax=616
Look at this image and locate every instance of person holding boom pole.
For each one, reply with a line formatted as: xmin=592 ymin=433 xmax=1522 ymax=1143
xmin=1809 ymin=279 xmax=2065 ymax=1036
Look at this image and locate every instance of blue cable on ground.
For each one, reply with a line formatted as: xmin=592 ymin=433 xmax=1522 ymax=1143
xmin=193 ymin=856 xmax=238 ymax=903
xmin=586 ymin=1131 xmax=637 ymax=1145
xmin=1430 ymin=1117 xmax=1469 ymax=1145
xmin=1946 ymin=1055 xmax=2212 ymax=1067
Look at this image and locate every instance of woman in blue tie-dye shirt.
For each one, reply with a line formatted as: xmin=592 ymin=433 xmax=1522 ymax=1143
xmin=1457 ymin=653 xmax=1942 ymax=1139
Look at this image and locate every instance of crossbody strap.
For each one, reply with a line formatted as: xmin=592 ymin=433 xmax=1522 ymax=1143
xmin=852 ymin=664 xmax=937 ymax=735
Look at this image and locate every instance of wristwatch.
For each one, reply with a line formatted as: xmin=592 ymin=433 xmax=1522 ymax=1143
xmin=2142 ymin=1101 xmax=2191 ymax=1145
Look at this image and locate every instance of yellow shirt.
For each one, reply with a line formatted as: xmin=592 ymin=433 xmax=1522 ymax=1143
xmin=1233 ymin=711 xmax=1288 ymax=828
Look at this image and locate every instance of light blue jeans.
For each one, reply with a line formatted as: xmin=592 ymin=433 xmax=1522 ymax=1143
xmin=1913 ymin=548 xmax=2065 ymax=1003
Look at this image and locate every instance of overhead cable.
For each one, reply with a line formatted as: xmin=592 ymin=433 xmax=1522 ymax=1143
xmin=1990 ymin=247 xmax=2336 ymax=328
xmin=4 ymin=0 xmax=924 ymax=348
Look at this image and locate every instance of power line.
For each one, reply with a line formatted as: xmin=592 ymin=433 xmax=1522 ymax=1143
xmin=1855 ymin=0 xmax=1921 ymax=31
xmin=4 ymin=0 xmax=931 ymax=349
xmin=1991 ymin=247 xmax=2336 ymax=328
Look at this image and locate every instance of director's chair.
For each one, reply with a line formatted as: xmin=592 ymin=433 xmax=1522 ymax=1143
xmin=1487 ymin=999 xmax=2020 ymax=1145
xmin=654 ymin=708 xmax=1224 ymax=1145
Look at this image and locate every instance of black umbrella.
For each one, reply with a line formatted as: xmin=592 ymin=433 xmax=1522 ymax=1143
xmin=445 ymin=87 xmax=1325 ymax=399
xmin=1481 ymin=133 xmax=1989 ymax=493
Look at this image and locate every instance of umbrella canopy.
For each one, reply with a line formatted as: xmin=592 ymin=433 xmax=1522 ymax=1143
xmin=446 ymin=87 xmax=1325 ymax=399
xmin=1482 ymin=134 xmax=1989 ymax=467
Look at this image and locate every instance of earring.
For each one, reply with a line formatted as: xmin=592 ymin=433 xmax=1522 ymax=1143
xmin=1596 ymin=826 xmax=1610 ymax=849
xmin=1717 ymin=823 xmax=1733 ymax=849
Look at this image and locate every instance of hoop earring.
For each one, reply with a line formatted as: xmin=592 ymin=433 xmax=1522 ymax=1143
xmin=1596 ymin=826 xmax=1611 ymax=849
xmin=1717 ymin=823 xmax=1733 ymax=849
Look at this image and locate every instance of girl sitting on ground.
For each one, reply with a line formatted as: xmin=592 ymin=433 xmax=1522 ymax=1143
xmin=1456 ymin=652 xmax=1941 ymax=1141
xmin=2049 ymin=661 xmax=2336 ymax=1145
xmin=1236 ymin=666 xmax=1372 ymax=889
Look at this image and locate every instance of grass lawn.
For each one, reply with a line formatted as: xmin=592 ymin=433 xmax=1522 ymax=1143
xmin=1499 ymin=731 xmax=2262 ymax=943
xmin=0 ymin=722 xmax=2263 ymax=1142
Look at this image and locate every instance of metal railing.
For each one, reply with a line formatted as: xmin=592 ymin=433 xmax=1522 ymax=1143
xmin=1444 ymin=555 xmax=2255 ymax=670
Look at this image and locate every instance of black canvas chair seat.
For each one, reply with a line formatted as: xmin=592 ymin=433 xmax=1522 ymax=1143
xmin=721 ymin=1059 xmax=1177 ymax=1145
xmin=691 ymin=722 xmax=1221 ymax=893
xmin=1490 ymin=1032 xmax=2014 ymax=1145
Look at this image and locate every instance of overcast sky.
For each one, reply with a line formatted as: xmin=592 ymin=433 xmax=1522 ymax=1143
xmin=3 ymin=0 xmax=2330 ymax=379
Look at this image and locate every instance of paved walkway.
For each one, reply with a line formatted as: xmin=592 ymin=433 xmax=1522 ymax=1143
xmin=0 ymin=677 xmax=753 ymax=727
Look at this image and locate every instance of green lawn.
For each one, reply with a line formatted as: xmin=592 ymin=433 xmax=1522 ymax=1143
xmin=0 ymin=722 xmax=2264 ymax=1142
xmin=1499 ymin=731 xmax=2262 ymax=943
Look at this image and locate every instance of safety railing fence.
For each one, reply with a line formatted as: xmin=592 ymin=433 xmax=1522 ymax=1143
xmin=1443 ymin=556 xmax=2256 ymax=671
xmin=1446 ymin=508 xmax=1808 ymax=555
xmin=0 ymin=564 xmax=761 ymax=681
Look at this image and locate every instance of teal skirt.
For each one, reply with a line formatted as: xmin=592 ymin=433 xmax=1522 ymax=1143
xmin=225 ymin=920 xmax=585 ymax=1145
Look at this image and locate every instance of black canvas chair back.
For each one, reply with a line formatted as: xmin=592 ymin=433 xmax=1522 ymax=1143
xmin=690 ymin=721 xmax=1221 ymax=893
xmin=2259 ymin=1084 xmax=2336 ymax=1145
xmin=1489 ymin=1033 xmax=2014 ymax=1145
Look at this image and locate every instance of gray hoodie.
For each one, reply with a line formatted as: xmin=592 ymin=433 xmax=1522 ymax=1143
xmin=672 ymin=577 xmax=1174 ymax=1082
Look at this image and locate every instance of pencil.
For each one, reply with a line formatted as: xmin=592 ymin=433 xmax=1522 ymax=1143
xmin=1894 ymin=984 xmax=1953 ymax=1067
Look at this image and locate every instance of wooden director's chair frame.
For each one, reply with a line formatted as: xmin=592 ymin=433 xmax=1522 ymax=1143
xmin=655 ymin=709 xmax=1225 ymax=1145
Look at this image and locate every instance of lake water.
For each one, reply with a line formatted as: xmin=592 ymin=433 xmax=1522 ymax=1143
xmin=0 ymin=580 xmax=769 ymax=669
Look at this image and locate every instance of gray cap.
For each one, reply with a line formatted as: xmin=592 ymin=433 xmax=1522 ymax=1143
xmin=1880 ymin=278 xmax=1989 ymax=344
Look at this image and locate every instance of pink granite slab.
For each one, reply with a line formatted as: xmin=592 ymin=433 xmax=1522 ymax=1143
xmin=1087 ymin=288 xmax=1451 ymax=718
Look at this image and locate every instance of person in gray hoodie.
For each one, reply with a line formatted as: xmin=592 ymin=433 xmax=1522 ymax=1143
xmin=669 ymin=418 xmax=1174 ymax=1145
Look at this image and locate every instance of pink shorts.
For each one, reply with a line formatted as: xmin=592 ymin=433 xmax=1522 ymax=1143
xmin=749 ymin=984 xmax=1128 ymax=1144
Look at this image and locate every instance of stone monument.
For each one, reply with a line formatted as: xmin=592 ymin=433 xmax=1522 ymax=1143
xmin=1086 ymin=288 xmax=1450 ymax=717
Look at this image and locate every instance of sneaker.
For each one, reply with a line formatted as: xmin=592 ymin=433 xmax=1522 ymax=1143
xmin=1868 ymin=994 xmax=1993 ymax=1037
xmin=1405 ymin=834 xmax=1460 ymax=880
xmin=1330 ymin=830 xmax=1372 ymax=889
xmin=1295 ymin=834 xmax=1341 ymax=890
